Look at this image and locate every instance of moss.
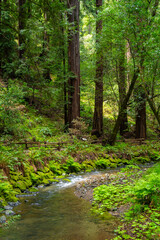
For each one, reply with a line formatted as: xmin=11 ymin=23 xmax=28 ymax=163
xmin=13 ymin=188 xmax=21 ymax=194
xmin=30 ymin=172 xmax=41 ymax=185
xmin=49 ymin=161 xmax=63 ymax=175
xmin=62 ymin=157 xmax=81 ymax=173
xmin=109 ymin=163 xmax=118 ymax=168
xmin=42 ymin=167 xmax=50 ymax=173
xmin=10 ymin=172 xmax=22 ymax=181
xmin=51 ymin=179 xmax=59 ymax=183
xmin=37 ymin=171 xmax=45 ymax=179
xmin=28 ymin=187 xmax=38 ymax=192
xmin=41 ymin=179 xmax=50 ymax=185
xmin=134 ymin=156 xmax=151 ymax=164
xmin=0 ymin=197 xmax=7 ymax=207
xmin=45 ymin=171 xmax=54 ymax=179
xmin=63 ymin=179 xmax=71 ymax=182
xmin=13 ymin=181 xmax=27 ymax=191
xmin=0 ymin=182 xmax=18 ymax=202
xmin=148 ymin=151 xmax=160 ymax=161
xmin=24 ymin=165 xmax=35 ymax=176
xmin=95 ymin=158 xmax=111 ymax=169
xmin=81 ymin=160 xmax=96 ymax=171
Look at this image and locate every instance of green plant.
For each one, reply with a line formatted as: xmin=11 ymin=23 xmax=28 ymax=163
xmin=39 ymin=127 xmax=53 ymax=137
xmin=62 ymin=157 xmax=81 ymax=173
xmin=0 ymin=81 xmax=26 ymax=136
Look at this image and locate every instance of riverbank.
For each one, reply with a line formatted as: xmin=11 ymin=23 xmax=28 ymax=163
xmin=74 ymin=163 xmax=160 ymax=240
xmin=0 ymin=139 xmax=160 ymax=232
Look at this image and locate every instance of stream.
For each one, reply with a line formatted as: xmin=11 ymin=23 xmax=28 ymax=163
xmin=0 ymin=171 xmax=120 ymax=240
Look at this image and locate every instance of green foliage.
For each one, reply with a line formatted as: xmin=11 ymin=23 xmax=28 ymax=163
xmin=131 ymin=165 xmax=160 ymax=206
xmin=62 ymin=157 xmax=81 ymax=174
xmin=39 ymin=127 xmax=53 ymax=137
xmin=95 ymin=158 xmax=110 ymax=169
xmin=49 ymin=161 xmax=63 ymax=175
xmin=0 ymin=81 xmax=26 ymax=136
xmin=0 ymin=182 xmax=18 ymax=203
xmin=93 ymin=163 xmax=160 ymax=240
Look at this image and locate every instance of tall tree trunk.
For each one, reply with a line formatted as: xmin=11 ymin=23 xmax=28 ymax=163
xmin=62 ymin=25 xmax=68 ymax=129
xmin=118 ymin=44 xmax=128 ymax=136
xmin=92 ymin=0 xmax=103 ymax=137
xmin=108 ymin=68 xmax=139 ymax=145
xmin=135 ymin=86 xmax=146 ymax=139
xmin=67 ymin=0 xmax=80 ymax=127
xmin=42 ymin=11 xmax=51 ymax=81
xmin=0 ymin=0 xmax=2 ymax=78
xmin=18 ymin=0 xmax=26 ymax=59
xmin=143 ymin=84 xmax=160 ymax=126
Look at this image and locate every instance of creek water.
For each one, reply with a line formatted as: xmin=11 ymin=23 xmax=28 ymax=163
xmin=0 ymin=172 xmax=119 ymax=240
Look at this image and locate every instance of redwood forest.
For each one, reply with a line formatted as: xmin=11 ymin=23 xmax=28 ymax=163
xmin=0 ymin=0 xmax=160 ymax=239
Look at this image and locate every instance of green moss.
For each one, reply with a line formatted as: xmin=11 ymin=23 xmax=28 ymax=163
xmin=28 ymin=187 xmax=38 ymax=192
xmin=42 ymin=167 xmax=50 ymax=173
xmin=41 ymin=179 xmax=50 ymax=185
xmin=51 ymin=179 xmax=59 ymax=183
xmin=62 ymin=157 xmax=81 ymax=173
xmin=95 ymin=158 xmax=111 ymax=169
xmin=49 ymin=161 xmax=63 ymax=175
xmin=63 ymin=179 xmax=71 ymax=182
xmin=81 ymin=160 xmax=96 ymax=171
xmin=13 ymin=181 xmax=27 ymax=191
xmin=10 ymin=172 xmax=22 ymax=181
xmin=37 ymin=171 xmax=45 ymax=179
xmin=30 ymin=172 xmax=41 ymax=185
xmin=148 ymin=151 xmax=160 ymax=161
xmin=45 ymin=171 xmax=54 ymax=179
xmin=0 ymin=182 xmax=18 ymax=202
xmin=134 ymin=156 xmax=151 ymax=163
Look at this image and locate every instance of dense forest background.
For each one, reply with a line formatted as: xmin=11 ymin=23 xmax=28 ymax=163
xmin=0 ymin=0 xmax=160 ymax=143
xmin=0 ymin=1 xmax=160 ymax=239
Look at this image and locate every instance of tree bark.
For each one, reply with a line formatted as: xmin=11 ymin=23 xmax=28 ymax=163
xmin=118 ymin=44 xmax=128 ymax=136
xmin=92 ymin=0 xmax=103 ymax=137
xmin=18 ymin=0 xmax=26 ymax=59
xmin=62 ymin=26 xmax=68 ymax=129
xmin=67 ymin=0 xmax=80 ymax=127
xmin=143 ymin=85 xmax=160 ymax=125
xmin=108 ymin=69 xmax=139 ymax=145
xmin=0 ymin=0 xmax=2 ymax=77
xmin=135 ymin=86 xmax=146 ymax=139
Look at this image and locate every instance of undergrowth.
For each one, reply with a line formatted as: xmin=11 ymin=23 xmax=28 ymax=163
xmin=92 ymin=163 xmax=160 ymax=240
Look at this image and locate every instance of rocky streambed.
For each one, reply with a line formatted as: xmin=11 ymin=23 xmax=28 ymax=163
xmin=74 ymin=166 xmax=149 ymax=217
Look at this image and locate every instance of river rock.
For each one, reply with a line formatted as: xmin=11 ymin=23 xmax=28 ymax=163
xmin=8 ymin=201 xmax=20 ymax=207
xmin=4 ymin=205 xmax=13 ymax=210
xmin=5 ymin=210 xmax=15 ymax=216
xmin=37 ymin=185 xmax=44 ymax=189
xmin=0 ymin=215 xmax=6 ymax=223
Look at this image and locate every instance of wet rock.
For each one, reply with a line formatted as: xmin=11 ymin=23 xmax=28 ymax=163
xmin=8 ymin=201 xmax=20 ymax=207
xmin=31 ymin=203 xmax=40 ymax=206
xmin=4 ymin=205 xmax=13 ymax=210
xmin=16 ymin=193 xmax=37 ymax=198
xmin=0 ymin=215 xmax=6 ymax=223
xmin=37 ymin=185 xmax=44 ymax=189
xmin=5 ymin=210 xmax=15 ymax=216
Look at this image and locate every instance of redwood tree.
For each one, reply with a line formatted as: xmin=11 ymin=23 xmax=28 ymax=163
xmin=93 ymin=0 xmax=103 ymax=136
xmin=18 ymin=0 xmax=26 ymax=59
xmin=118 ymin=44 xmax=128 ymax=136
xmin=67 ymin=0 xmax=80 ymax=127
xmin=135 ymin=86 xmax=147 ymax=139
